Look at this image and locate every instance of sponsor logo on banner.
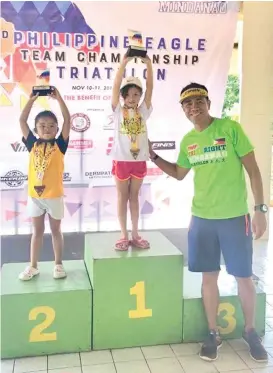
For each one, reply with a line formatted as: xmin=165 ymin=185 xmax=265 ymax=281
xmin=103 ymin=114 xmax=114 ymax=130
xmin=0 ymin=170 xmax=27 ymax=187
xmin=158 ymin=1 xmax=228 ymax=14
xmin=85 ymin=171 xmax=111 ymax=179
xmin=10 ymin=142 xmax=27 ymax=152
xmin=68 ymin=139 xmax=94 ymax=152
xmin=147 ymin=167 xmax=163 ymax=176
xmin=71 ymin=113 xmax=91 ymax=132
xmin=63 ymin=172 xmax=72 ymax=182
xmin=106 ymin=137 xmax=114 ymax=155
xmin=87 ymin=108 xmax=104 ymax=113
xmin=151 ymin=141 xmax=175 ymax=150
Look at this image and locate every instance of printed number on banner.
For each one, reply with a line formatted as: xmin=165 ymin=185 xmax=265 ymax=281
xmin=29 ymin=306 xmax=57 ymax=342
xmin=217 ymin=302 xmax=236 ymax=335
xmin=129 ymin=281 xmax=152 ymax=319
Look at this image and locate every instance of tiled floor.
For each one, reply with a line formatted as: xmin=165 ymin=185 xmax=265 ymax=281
xmin=2 ymin=238 xmax=273 ymax=373
xmin=2 ymin=339 xmax=273 ymax=373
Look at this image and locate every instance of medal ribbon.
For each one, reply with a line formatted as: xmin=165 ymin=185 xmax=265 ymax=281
xmin=33 ymin=143 xmax=55 ymax=185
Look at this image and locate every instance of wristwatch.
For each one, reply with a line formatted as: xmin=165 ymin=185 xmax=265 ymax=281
xmin=254 ymin=204 xmax=268 ymax=213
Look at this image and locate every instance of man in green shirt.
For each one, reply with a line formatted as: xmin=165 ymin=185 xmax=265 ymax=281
xmin=149 ymin=83 xmax=268 ymax=362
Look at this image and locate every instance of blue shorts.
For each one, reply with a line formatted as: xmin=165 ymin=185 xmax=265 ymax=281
xmin=188 ymin=214 xmax=253 ymax=278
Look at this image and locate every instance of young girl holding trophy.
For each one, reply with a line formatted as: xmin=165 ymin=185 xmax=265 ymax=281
xmin=110 ymin=39 xmax=153 ymax=251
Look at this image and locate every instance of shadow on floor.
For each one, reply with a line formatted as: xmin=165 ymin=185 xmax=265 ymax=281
xmin=0 ymin=229 xmax=190 ymax=266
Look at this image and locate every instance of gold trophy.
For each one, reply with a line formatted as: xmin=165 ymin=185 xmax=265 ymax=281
xmin=32 ymin=85 xmax=54 ymax=96
xmin=127 ymin=29 xmax=147 ymax=58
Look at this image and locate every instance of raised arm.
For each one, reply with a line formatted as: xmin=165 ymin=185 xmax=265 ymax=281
xmin=50 ymin=88 xmax=71 ymax=141
xmin=112 ymin=54 xmax=133 ymax=111
xmin=142 ymin=56 xmax=153 ymax=109
xmin=19 ymin=93 xmax=38 ymax=139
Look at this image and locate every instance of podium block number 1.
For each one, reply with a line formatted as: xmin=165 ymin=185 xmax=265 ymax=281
xmin=129 ymin=281 xmax=152 ymax=319
xmin=29 ymin=306 xmax=57 ymax=342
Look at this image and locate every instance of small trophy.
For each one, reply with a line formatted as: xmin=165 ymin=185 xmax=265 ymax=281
xmin=32 ymin=85 xmax=54 ymax=97
xmin=127 ymin=29 xmax=147 ymax=58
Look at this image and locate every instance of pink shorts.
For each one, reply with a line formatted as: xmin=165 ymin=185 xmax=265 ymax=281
xmin=112 ymin=161 xmax=147 ymax=181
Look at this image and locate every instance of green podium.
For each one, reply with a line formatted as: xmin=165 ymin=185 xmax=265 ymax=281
xmin=85 ymin=232 xmax=184 ymax=350
xmin=1 ymin=233 xmax=267 ymax=359
xmin=1 ymin=260 xmax=92 ymax=359
xmin=182 ymin=267 xmax=266 ymax=342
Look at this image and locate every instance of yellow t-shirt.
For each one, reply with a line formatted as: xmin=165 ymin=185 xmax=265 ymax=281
xmin=23 ymin=131 xmax=69 ymax=199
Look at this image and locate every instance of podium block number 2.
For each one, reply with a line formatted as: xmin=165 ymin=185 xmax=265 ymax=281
xmin=29 ymin=306 xmax=57 ymax=342
xmin=129 ymin=281 xmax=152 ymax=319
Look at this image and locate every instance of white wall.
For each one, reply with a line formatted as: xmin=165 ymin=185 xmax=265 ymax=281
xmin=240 ymin=2 xmax=273 ymax=240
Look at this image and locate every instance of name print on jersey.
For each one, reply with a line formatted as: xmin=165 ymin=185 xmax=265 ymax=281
xmin=188 ymin=138 xmax=227 ymax=166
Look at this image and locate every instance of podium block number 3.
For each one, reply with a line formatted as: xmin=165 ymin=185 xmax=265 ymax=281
xmin=129 ymin=281 xmax=152 ymax=319
xmin=29 ymin=306 xmax=57 ymax=342
xmin=217 ymin=302 xmax=237 ymax=335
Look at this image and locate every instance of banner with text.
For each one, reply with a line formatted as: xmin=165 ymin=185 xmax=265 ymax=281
xmin=0 ymin=1 xmax=238 ymax=234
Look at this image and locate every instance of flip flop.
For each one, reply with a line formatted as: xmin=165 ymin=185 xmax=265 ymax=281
xmin=115 ymin=238 xmax=130 ymax=251
xmin=131 ymin=237 xmax=150 ymax=249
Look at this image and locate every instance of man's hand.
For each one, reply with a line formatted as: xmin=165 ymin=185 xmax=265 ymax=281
xmin=252 ymin=211 xmax=267 ymax=240
xmin=148 ymin=139 xmax=190 ymax=180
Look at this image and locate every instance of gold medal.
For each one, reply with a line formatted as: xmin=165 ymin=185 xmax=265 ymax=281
xmin=121 ymin=108 xmax=144 ymax=160
xmin=130 ymin=135 xmax=140 ymax=159
xmin=33 ymin=143 xmax=55 ymax=194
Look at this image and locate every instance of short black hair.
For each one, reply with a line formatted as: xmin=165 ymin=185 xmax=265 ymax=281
xmin=120 ymin=84 xmax=143 ymax=99
xmin=34 ymin=111 xmax=58 ymax=127
xmin=180 ymin=82 xmax=208 ymax=96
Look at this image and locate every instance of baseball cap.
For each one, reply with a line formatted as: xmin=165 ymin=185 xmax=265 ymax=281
xmin=120 ymin=76 xmax=143 ymax=90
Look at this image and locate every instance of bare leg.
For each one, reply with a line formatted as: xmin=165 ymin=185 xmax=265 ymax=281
xmin=236 ymin=276 xmax=256 ymax=332
xmin=49 ymin=216 xmax=63 ymax=265
xmin=236 ymin=276 xmax=267 ymax=361
xmin=199 ymin=271 xmax=222 ymax=361
xmin=30 ymin=215 xmax=45 ymax=268
xmin=202 ymin=271 xmax=220 ymax=331
xmin=129 ymin=177 xmax=143 ymax=239
xmin=115 ymin=177 xmax=130 ymax=239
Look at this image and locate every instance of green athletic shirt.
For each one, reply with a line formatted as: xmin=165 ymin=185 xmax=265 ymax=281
xmin=177 ymin=118 xmax=254 ymax=219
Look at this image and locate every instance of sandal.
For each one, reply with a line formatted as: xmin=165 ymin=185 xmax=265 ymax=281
xmin=115 ymin=238 xmax=130 ymax=251
xmin=131 ymin=237 xmax=150 ymax=249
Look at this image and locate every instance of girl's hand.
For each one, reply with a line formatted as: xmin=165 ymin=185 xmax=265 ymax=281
xmin=49 ymin=87 xmax=61 ymax=101
xmin=122 ymin=53 xmax=134 ymax=65
xmin=140 ymin=55 xmax=151 ymax=65
xmin=29 ymin=92 xmax=39 ymax=102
